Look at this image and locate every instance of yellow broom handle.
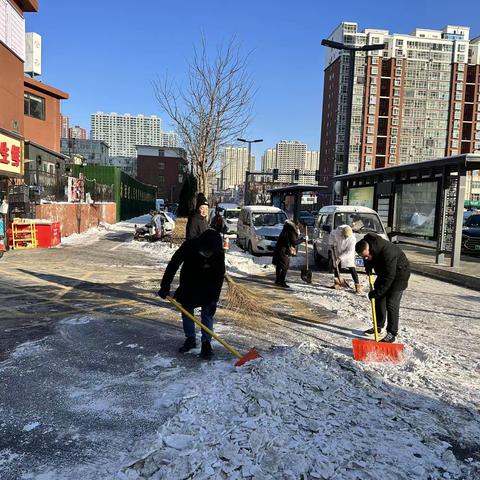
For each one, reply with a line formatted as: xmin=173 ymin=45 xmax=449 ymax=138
xmin=166 ymin=296 xmax=242 ymax=359
xmin=368 ymin=275 xmax=379 ymax=342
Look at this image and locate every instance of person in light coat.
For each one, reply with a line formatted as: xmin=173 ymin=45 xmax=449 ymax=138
xmin=328 ymin=225 xmax=361 ymax=293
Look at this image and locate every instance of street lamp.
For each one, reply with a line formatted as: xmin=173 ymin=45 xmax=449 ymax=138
xmin=321 ymin=39 xmax=385 ymax=175
xmin=237 ymin=138 xmax=263 ymax=171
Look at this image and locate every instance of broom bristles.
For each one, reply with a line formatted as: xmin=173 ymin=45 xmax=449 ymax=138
xmin=224 ymin=273 xmax=271 ymax=318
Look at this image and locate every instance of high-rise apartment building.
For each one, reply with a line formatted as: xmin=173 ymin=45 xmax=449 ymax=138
xmin=68 ymin=125 xmax=87 ymax=140
xmin=60 ymin=114 xmax=69 ymax=139
xmin=220 ymin=146 xmax=255 ymax=190
xmin=305 ymin=150 xmax=320 ymax=171
xmin=261 ymin=148 xmax=277 ymax=171
xmin=91 ymin=112 xmax=176 ymax=157
xmin=275 ymin=140 xmax=307 ymax=171
xmin=320 ymin=22 xmax=480 ymax=179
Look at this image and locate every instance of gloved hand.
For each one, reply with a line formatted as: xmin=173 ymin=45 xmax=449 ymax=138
xmin=158 ymin=286 xmax=170 ymax=299
xmin=368 ymin=290 xmax=377 ymax=300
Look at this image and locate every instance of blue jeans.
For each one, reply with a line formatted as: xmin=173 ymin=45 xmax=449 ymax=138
xmin=181 ymin=303 xmax=216 ymax=342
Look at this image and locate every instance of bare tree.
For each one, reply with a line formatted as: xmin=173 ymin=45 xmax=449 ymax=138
xmin=154 ymin=37 xmax=254 ymax=196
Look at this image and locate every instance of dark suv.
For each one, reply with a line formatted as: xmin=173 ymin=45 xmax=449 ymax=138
xmin=462 ymin=214 xmax=480 ymax=254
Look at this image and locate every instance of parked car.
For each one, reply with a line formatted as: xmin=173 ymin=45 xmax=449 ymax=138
xmin=237 ymin=206 xmax=287 ymax=255
xmin=298 ymin=210 xmax=315 ymax=227
xmin=462 ymin=214 xmax=480 ymax=254
xmin=312 ymin=205 xmax=390 ymax=268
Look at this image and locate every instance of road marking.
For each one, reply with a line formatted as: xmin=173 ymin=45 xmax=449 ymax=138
xmin=109 ymin=243 xmax=124 ymax=251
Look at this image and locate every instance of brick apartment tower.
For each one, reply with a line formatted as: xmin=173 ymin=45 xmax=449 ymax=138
xmin=320 ymin=22 xmax=480 ymax=183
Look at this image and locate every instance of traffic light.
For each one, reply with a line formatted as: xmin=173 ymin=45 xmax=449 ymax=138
xmin=294 ymin=169 xmax=300 ymax=181
xmin=273 ymin=168 xmax=278 ymax=180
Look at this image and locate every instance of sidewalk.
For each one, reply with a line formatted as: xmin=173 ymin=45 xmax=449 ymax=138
xmin=400 ymin=243 xmax=480 ymax=291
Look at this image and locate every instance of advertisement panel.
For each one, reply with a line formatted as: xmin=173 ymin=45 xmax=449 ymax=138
xmin=348 ymin=186 xmax=374 ymax=209
xmin=394 ymin=181 xmax=438 ymax=238
xmin=0 ymin=130 xmax=24 ymax=177
xmin=0 ymin=0 xmax=26 ymax=60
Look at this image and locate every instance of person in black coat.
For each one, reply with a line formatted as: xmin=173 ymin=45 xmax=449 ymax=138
xmin=355 ymin=233 xmax=411 ymax=343
xmin=272 ymin=220 xmax=303 ymax=288
xmin=158 ymin=229 xmax=225 ymax=359
xmin=186 ymin=196 xmax=209 ymax=240
xmin=210 ymin=207 xmax=228 ymax=234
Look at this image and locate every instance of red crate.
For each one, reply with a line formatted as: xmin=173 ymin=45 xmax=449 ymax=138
xmin=35 ymin=222 xmax=61 ymax=248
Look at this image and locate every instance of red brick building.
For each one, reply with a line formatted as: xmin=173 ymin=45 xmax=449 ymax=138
xmin=136 ymin=146 xmax=188 ymax=203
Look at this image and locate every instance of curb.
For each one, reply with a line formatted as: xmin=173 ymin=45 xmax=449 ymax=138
xmin=409 ymin=262 xmax=480 ymax=292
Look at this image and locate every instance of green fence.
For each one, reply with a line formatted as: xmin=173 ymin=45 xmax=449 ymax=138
xmin=70 ymin=165 xmax=156 ymax=222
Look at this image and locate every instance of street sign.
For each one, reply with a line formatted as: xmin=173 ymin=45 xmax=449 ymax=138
xmin=0 ymin=131 xmax=24 ymax=177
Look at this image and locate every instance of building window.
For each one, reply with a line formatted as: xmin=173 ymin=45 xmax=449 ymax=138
xmin=158 ymin=175 xmax=165 ymax=184
xmin=24 ymin=93 xmax=45 ymax=120
xmin=159 ymin=161 xmax=165 ymax=170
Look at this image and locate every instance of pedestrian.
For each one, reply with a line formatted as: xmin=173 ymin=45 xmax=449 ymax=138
xmin=355 ymin=233 xmax=411 ymax=343
xmin=158 ymin=229 xmax=225 ymax=359
xmin=272 ymin=220 xmax=304 ymax=288
xmin=186 ymin=195 xmax=209 ymax=240
xmin=329 ymin=225 xmax=361 ymax=293
xmin=210 ymin=207 xmax=228 ymax=234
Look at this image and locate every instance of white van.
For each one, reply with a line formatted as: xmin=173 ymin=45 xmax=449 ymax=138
xmin=312 ymin=205 xmax=390 ymax=268
xmin=237 ymin=206 xmax=287 ymax=255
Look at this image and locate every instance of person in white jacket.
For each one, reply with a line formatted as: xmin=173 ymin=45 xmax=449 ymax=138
xmin=329 ymin=225 xmax=361 ymax=293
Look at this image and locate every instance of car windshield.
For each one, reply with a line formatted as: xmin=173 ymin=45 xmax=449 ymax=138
xmin=224 ymin=210 xmax=240 ymax=220
xmin=252 ymin=212 xmax=287 ymax=227
xmin=466 ymin=215 xmax=480 ymax=228
xmin=334 ymin=212 xmax=384 ymax=234
xmin=300 ymin=211 xmax=314 ymax=218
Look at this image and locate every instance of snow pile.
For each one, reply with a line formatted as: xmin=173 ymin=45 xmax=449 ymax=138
xmin=60 ymin=224 xmax=111 ymax=246
xmin=122 ymin=344 xmax=479 ymax=480
xmin=225 ymin=244 xmax=274 ymax=276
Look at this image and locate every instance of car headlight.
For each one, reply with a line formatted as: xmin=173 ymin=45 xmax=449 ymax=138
xmin=256 ymin=235 xmax=265 ymax=241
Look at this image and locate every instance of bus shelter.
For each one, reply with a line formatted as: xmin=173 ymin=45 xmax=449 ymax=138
xmin=333 ymin=154 xmax=480 ymax=267
xmin=268 ymin=185 xmax=328 ymax=223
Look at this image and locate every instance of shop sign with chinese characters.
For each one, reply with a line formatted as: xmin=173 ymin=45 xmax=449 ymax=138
xmin=0 ymin=131 xmax=24 ymax=177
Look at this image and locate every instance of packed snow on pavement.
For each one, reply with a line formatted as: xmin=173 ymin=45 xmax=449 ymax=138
xmin=12 ymin=219 xmax=479 ymax=479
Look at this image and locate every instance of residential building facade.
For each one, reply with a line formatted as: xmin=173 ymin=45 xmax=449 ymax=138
xmin=220 ymin=146 xmax=255 ymax=190
xmin=60 ymin=138 xmax=109 ymax=166
xmin=136 ymin=146 xmax=187 ymax=203
xmin=90 ymin=112 xmax=168 ymax=157
xmin=261 ymin=148 xmax=277 ymax=172
xmin=320 ymin=22 xmax=480 ymax=181
xmin=68 ymin=125 xmax=87 ymax=140
xmin=275 ymin=140 xmax=307 ymax=172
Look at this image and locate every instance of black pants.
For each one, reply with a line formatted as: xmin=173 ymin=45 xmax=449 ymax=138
xmin=375 ymin=290 xmax=404 ymax=336
xmin=334 ymin=265 xmax=359 ymax=284
xmin=275 ymin=265 xmax=288 ymax=285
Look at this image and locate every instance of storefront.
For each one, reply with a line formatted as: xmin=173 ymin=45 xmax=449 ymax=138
xmin=0 ymin=128 xmax=24 ymax=253
xmin=334 ymin=154 xmax=480 ymax=267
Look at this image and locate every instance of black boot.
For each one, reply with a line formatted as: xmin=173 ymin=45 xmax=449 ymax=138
xmin=179 ymin=336 xmax=196 ymax=353
xmin=200 ymin=341 xmax=214 ymax=359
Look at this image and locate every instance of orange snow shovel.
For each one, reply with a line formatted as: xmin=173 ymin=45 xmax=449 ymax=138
xmin=166 ymin=296 xmax=261 ymax=367
xmin=351 ymin=275 xmax=404 ymax=363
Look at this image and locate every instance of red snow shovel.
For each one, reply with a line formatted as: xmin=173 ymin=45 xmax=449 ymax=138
xmin=351 ymin=275 xmax=404 ymax=363
xmin=166 ymin=296 xmax=261 ymax=367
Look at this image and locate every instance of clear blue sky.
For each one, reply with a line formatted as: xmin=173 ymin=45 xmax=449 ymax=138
xmin=27 ymin=0 xmax=480 ymax=164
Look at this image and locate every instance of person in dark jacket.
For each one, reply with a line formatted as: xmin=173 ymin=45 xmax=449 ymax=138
xmin=210 ymin=207 xmax=228 ymax=234
xmin=355 ymin=233 xmax=411 ymax=343
xmin=186 ymin=196 xmax=209 ymax=240
xmin=272 ymin=220 xmax=304 ymax=288
xmin=158 ymin=229 xmax=225 ymax=359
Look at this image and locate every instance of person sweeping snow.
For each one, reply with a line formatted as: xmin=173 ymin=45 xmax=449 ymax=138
xmin=329 ymin=225 xmax=361 ymax=293
xmin=272 ymin=220 xmax=304 ymax=288
xmin=355 ymin=233 xmax=410 ymax=343
xmin=158 ymin=229 xmax=225 ymax=359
